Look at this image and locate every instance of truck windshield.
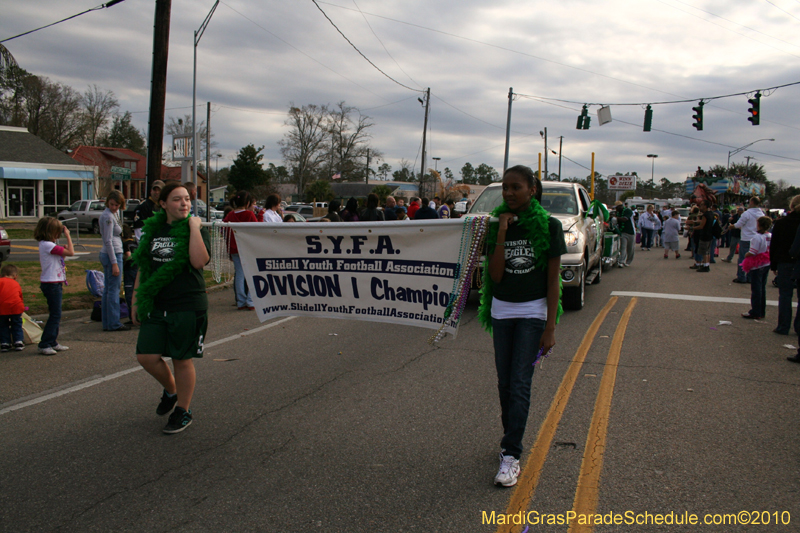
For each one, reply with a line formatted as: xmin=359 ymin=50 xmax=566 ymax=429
xmin=469 ymin=186 xmax=579 ymax=215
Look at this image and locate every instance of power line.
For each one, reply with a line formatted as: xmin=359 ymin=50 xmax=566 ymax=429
xmin=317 ymin=1 xmax=694 ymax=101
xmin=350 ymin=0 xmax=423 ymax=90
xmin=763 ymin=0 xmax=800 ymax=23
xmin=220 ymin=1 xmax=388 ymax=102
xmin=310 ymin=0 xmax=422 ymax=93
xmin=655 ymin=0 xmax=800 ymax=59
xmin=665 ymin=0 xmax=800 ymax=50
xmin=514 ymin=80 xmax=800 ymax=106
xmin=1 ymin=1 xmax=126 ymax=43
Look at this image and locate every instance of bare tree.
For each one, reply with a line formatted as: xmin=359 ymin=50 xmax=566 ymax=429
xmin=22 ymin=75 xmax=84 ymax=150
xmin=81 ymin=85 xmax=118 ymax=146
xmin=327 ymin=101 xmax=381 ymax=182
xmin=279 ymin=104 xmax=329 ymax=194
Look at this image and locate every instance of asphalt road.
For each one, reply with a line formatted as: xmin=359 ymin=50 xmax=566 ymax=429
xmin=1 ymin=245 xmax=798 ymax=532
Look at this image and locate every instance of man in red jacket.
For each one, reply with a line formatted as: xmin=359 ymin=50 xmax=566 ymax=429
xmin=407 ymin=197 xmax=421 ymax=219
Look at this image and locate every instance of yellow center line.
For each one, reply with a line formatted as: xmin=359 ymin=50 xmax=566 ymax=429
xmin=568 ymin=297 xmax=637 ymax=533
xmin=495 ymin=296 xmax=618 ymax=533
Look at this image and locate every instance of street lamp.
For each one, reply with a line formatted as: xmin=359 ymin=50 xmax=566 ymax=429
xmin=727 ymin=138 xmax=774 ymax=171
xmin=192 ymin=0 xmax=219 ymax=221
xmin=647 ymin=154 xmax=658 ymax=182
xmin=432 ymin=157 xmax=441 ymax=174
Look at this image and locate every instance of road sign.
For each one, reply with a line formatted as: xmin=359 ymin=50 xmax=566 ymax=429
xmin=608 ymin=175 xmax=636 ymax=190
xmin=110 ymin=166 xmax=132 ymax=181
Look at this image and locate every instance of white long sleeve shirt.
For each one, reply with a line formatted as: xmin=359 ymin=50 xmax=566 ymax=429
xmin=638 ymin=211 xmax=662 ymax=231
xmin=734 ymin=207 xmax=764 ymax=242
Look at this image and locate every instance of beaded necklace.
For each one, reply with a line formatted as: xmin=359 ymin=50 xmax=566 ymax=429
xmin=428 ymin=215 xmax=491 ymax=344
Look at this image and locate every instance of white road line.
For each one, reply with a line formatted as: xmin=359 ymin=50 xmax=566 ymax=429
xmin=205 ymin=316 xmax=296 ymax=348
xmin=610 ymin=291 xmax=792 ymax=307
xmin=0 ymin=316 xmax=297 ymax=417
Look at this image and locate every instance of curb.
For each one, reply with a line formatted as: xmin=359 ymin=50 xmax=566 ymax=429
xmin=29 ymin=279 xmax=233 ymax=322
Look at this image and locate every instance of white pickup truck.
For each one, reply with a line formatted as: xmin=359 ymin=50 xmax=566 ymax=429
xmin=468 ymin=181 xmax=605 ymax=310
xmin=57 ymin=199 xmax=106 ymax=234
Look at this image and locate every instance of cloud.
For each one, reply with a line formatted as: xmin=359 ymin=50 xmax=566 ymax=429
xmin=1 ymin=0 xmax=798 ymax=188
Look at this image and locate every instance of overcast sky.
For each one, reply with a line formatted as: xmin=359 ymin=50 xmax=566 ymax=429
xmin=2 ymin=0 xmax=799 ymax=188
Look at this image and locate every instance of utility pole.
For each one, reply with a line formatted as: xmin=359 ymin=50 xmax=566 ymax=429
xmin=542 ymin=127 xmax=548 ymax=180
xmin=365 ymin=148 xmax=370 ymax=186
xmin=744 ymin=155 xmax=753 ymax=178
xmin=503 ymin=87 xmax=513 ymax=172
xmin=205 ymin=101 xmax=211 ymax=221
xmin=420 ymin=88 xmax=430 ymax=198
xmin=557 ymin=136 xmax=563 ymax=182
xmin=145 ymin=0 xmax=172 ymax=192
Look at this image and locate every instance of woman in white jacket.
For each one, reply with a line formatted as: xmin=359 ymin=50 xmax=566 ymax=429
xmin=638 ymin=204 xmax=662 ymax=251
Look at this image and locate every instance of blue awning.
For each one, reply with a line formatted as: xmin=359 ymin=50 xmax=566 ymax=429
xmin=0 ymin=167 xmax=49 ymax=180
xmin=0 ymin=167 xmax=93 ymax=180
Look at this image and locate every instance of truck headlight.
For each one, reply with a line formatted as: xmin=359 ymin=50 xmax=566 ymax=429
xmin=564 ymin=227 xmax=579 ymax=246
xmin=0 ymin=230 xmax=8 ymax=240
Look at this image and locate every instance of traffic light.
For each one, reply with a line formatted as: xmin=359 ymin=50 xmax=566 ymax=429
xmin=692 ymin=101 xmax=704 ymax=131
xmin=643 ymin=104 xmax=653 ymax=132
xmin=747 ymin=92 xmax=761 ymax=126
xmin=576 ymin=105 xmax=590 ymax=130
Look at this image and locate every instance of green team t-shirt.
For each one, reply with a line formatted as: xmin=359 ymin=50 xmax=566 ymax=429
xmin=148 ymin=223 xmax=211 ymax=312
xmin=492 ymin=216 xmax=567 ymax=303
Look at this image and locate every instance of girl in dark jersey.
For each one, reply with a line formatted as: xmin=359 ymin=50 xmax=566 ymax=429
xmin=479 ymin=165 xmax=567 ymax=487
xmin=132 ymin=183 xmax=211 ymax=434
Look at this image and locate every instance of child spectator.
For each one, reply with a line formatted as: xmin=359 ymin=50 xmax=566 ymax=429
xmin=122 ymin=224 xmax=138 ymax=325
xmin=34 ymin=217 xmax=74 ymax=355
xmin=741 ymin=216 xmax=773 ymax=320
xmin=0 ymin=264 xmax=25 ymax=351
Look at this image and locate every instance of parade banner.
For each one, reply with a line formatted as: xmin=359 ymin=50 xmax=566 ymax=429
xmin=229 ymin=219 xmax=486 ymax=338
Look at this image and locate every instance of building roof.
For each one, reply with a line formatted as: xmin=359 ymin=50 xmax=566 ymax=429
xmin=70 ymin=145 xmax=146 ymax=180
xmin=0 ymin=126 xmax=84 ymax=166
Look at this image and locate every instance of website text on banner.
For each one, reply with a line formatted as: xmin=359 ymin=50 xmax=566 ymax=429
xmin=231 ymin=219 xmax=480 ymax=337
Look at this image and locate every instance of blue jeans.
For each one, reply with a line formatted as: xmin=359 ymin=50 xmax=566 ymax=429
xmin=492 ymin=317 xmax=546 ymax=459
xmin=749 ymin=267 xmax=769 ymax=318
xmin=641 ymin=228 xmax=654 ymax=249
xmin=725 ymin=235 xmax=740 ymax=261
xmin=100 ymin=252 xmax=124 ymax=330
xmin=737 ymin=241 xmax=751 ymax=282
xmin=39 ymin=282 xmax=62 ymax=348
xmin=775 ymin=263 xmax=798 ymax=334
xmin=0 ymin=314 xmax=23 ymax=345
xmin=232 ymin=254 xmax=253 ymax=308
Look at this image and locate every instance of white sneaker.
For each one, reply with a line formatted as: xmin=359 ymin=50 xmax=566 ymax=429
xmin=52 ymin=344 xmax=69 ymax=351
xmin=38 ymin=346 xmax=57 ymax=356
xmin=494 ymin=454 xmax=520 ymax=487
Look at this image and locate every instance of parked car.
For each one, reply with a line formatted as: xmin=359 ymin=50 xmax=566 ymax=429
xmin=284 ymin=204 xmax=316 ymax=217
xmin=57 ymin=199 xmax=106 ymax=234
xmin=468 ymin=180 xmax=604 ymax=310
xmin=0 ymin=226 xmax=10 ymax=263
xmin=676 ymin=207 xmax=690 ymax=234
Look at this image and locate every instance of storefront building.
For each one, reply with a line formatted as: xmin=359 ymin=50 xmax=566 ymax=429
xmin=0 ymin=126 xmax=96 ymax=220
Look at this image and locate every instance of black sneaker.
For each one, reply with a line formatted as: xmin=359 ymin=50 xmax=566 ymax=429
xmin=13 ymin=341 xmax=24 ymax=351
xmin=163 ymin=407 xmax=192 ymax=434
xmin=0 ymin=343 xmax=10 ymax=353
xmin=156 ymin=390 xmax=178 ymax=416
xmin=696 ymin=266 xmax=710 ymax=272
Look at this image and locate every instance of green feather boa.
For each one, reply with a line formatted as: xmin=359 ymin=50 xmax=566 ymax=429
xmin=478 ymin=200 xmax=564 ymax=334
xmin=131 ymin=211 xmax=192 ymax=318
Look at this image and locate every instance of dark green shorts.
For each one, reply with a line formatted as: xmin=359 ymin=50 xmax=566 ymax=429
xmin=136 ymin=310 xmax=208 ymax=360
